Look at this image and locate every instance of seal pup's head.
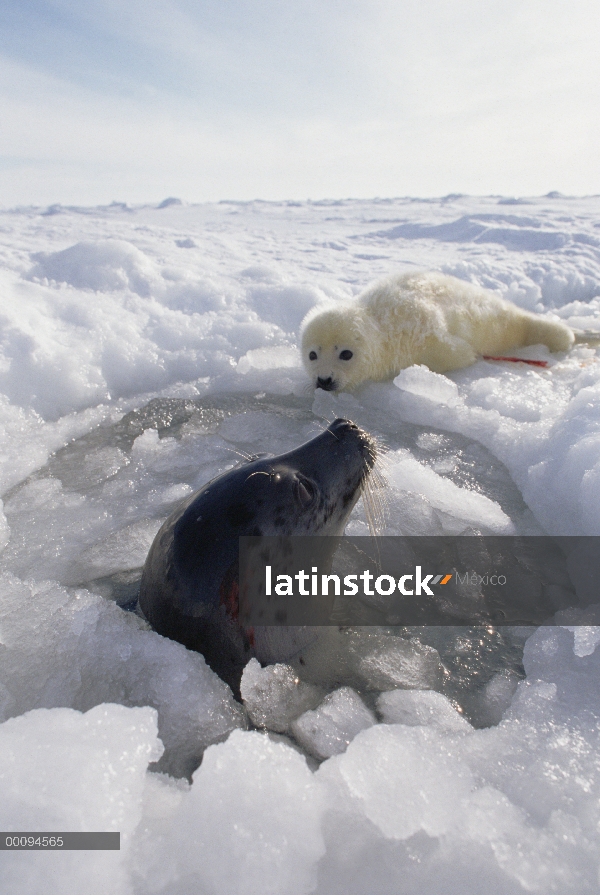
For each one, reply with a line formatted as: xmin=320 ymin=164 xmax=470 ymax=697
xmin=301 ymin=304 xmax=371 ymax=392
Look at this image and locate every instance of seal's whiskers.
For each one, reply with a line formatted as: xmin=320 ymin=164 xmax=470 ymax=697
xmin=359 ymin=435 xmax=389 ymax=536
xmin=221 ymin=445 xmax=254 ymax=462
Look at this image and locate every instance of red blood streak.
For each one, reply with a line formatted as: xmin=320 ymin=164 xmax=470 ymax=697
xmin=482 ymin=355 xmax=549 ymax=368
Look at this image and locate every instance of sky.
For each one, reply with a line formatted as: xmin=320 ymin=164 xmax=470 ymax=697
xmin=0 ymin=0 xmax=599 ymax=206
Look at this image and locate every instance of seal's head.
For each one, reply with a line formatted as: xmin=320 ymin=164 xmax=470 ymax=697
xmin=301 ymin=305 xmax=370 ymax=392
xmin=139 ymin=419 xmax=376 ymax=692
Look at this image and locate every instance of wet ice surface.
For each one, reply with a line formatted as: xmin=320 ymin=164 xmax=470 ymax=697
xmin=1 ymin=389 xmax=532 ymax=585
xmin=2 ymin=195 xmax=600 ymax=893
xmin=0 ymin=389 xmax=530 ymax=726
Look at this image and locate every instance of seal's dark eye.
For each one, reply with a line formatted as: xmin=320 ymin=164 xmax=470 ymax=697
xmin=294 ymin=477 xmax=315 ymax=509
xmin=339 ymin=350 xmax=353 ymax=361
xmin=309 ymin=351 xmax=317 ymax=361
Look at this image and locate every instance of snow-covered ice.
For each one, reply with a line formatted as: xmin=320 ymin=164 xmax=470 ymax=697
xmin=1 ymin=194 xmax=600 ymax=892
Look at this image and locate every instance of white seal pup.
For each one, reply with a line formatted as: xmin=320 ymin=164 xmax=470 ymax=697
xmin=301 ymin=271 xmax=575 ymax=391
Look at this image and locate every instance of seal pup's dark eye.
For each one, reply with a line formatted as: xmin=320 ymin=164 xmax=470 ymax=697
xmin=339 ymin=350 xmax=353 ymax=361
xmin=309 ymin=351 xmax=317 ymax=361
xmin=294 ymin=477 xmax=315 ymax=508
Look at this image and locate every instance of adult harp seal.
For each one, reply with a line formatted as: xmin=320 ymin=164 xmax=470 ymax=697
xmin=139 ymin=419 xmax=376 ymax=692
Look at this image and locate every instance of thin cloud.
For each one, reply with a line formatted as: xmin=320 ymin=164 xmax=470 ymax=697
xmin=0 ymin=0 xmax=599 ymax=204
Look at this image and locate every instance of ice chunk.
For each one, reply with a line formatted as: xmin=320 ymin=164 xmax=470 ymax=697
xmin=455 ymin=786 xmax=588 ymax=894
xmin=132 ymin=730 xmax=325 ymax=895
xmin=0 ymin=703 xmax=161 ymax=830
xmin=0 ymin=574 xmax=246 ymax=778
xmin=146 ymin=482 xmax=193 ymax=506
xmin=520 ymin=625 xmax=600 ymax=720
xmin=0 ymin=704 xmax=161 ymax=895
xmin=394 ymin=365 xmax=460 ymax=406
xmin=131 ymin=426 xmax=162 ymax=453
xmin=386 ymin=448 xmax=515 ymax=534
xmin=467 ymin=371 xmax=556 ymax=422
xmin=68 ymin=518 xmax=161 ymax=581
xmin=291 ymin=687 xmax=376 ymax=760
xmin=355 ymin=635 xmax=444 ymax=691
xmin=237 ymin=345 xmax=301 ymax=373
xmin=475 ymin=671 xmax=520 ymax=726
xmin=321 ymin=723 xmax=474 ymax=840
xmin=0 ymin=499 xmax=9 ymax=553
xmin=376 ymin=688 xmax=472 ymax=732
xmin=241 ymin=659 xmax=324 ymax=733
xmin=570 ymin=625 xmax=600 ymax=657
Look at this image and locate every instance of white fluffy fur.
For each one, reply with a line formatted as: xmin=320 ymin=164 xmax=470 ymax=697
xmin=300 ymin=271 xmax=574 ymax=391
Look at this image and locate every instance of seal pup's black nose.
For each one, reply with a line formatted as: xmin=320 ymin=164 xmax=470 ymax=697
xmin=316 ymin=376 xmax=335 ymax=390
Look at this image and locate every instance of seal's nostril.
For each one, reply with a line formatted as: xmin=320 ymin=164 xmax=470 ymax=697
xmin=330 ymin=418 xmax=355 ymax=432
xmin=316 ymin=376 xmax=334 ymax=390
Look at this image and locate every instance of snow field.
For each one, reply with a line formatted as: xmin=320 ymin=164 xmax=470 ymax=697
xmin=1 ymin=195 xmax=600 ymax=892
